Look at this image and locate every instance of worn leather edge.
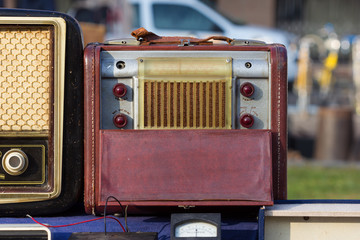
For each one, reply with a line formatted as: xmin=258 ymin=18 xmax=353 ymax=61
xmin=270 ymin=45 xmax=288 ymax=200
xmin=83 ymin=44 xmax=97 ymax=215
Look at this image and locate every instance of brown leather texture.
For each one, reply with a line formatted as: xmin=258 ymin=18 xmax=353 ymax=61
xmin=83 ymin=43 xmax=287 ymax=214
xmin=84 ymin=43 xmax=101 ymax=215
xmin=270 ymin=46 xmax=288 ymax=200
xmin=131 ymin=27 xmax=232 ymax=45
xmin=96 ymin=130 xmax=272 ymax=212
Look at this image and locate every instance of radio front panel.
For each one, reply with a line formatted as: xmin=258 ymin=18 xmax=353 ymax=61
xmin=0 ymin=9 xmax=83 ymax=216
xmin=0 ymin=17 xmax=65 ymax=203
xmin=100 ymin=51 xmax=270 ymax=130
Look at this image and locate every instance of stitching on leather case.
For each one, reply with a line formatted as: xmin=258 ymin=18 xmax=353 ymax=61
xmin=90 ymin=45 xmax=96 ymax=215
xmin=276 ymin=48 xmax=281 ymax=198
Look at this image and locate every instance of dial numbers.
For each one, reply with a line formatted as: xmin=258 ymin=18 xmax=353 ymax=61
xmin=175 ymin=222 xmax=217 ymax=237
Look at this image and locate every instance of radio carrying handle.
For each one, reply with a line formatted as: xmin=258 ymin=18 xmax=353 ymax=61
xmin=131 ymin=27 xmax=233 ymax=45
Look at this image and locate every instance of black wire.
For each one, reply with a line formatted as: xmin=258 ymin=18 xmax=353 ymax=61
xmin=125 ymin=205 xmax=129 ymax=232
xmin=104 ymin=195 xmax=127 ymax=234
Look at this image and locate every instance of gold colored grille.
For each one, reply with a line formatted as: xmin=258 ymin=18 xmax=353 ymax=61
xmin=0 ymin=26 xmax=53 ymax=134
xmin=139 ymin=58 xmax=232 ymax=129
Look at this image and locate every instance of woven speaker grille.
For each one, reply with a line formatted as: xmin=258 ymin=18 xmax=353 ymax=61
xmin=0 ymin=26 xmax=53 ymax=133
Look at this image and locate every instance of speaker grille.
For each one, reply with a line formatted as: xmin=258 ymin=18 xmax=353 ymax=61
xmin=0 ymin=26 xmax=53 ymax=133
xmin=143 ymin=80 xmax=227 ymax=129
xmin=139 ymin=57 xmax=232 ymax=129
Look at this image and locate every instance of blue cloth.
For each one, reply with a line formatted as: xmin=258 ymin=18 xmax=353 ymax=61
xmin=0 ymin=215 xmax=258 ymax=240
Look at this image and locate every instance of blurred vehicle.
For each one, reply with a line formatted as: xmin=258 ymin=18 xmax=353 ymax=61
xmin=69 ymin=0 xmax=298 ymax=81
xmin=129 ymin=0 xmax=298 ymax=81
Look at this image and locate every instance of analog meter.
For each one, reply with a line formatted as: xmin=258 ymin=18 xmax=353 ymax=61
xmin=170 ymin=213 xmax=221 ymax=240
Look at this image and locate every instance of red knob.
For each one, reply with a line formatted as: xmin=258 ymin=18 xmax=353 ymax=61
xmin=113 ymin=83 xmax=127 ymax=98
xmin=240 ymin=114 xmax=254 ymax=128
xmin=113 ymin=114 xmax=128 ymax=128
xmin=240 ymin=82 xmax=255 ymax=97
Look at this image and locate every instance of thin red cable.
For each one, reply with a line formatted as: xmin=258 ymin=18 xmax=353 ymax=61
xmin=26 ymin=214 xmax=126 ymax=232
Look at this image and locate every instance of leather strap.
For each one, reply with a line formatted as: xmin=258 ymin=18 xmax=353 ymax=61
xmin=131 ymin=27 xmax=233 ymax=45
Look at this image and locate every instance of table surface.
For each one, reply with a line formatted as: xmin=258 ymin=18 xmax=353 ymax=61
xmin=0 ymin=214 xmax=259 ymax=240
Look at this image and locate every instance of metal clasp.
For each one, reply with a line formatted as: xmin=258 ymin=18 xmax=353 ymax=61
xmin=178 ymin=39 xmax=192 ymax=47
xmin=178 ymin=205 xmax=195 ymax=209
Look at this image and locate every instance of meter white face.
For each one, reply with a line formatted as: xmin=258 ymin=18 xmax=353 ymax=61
xmin=175 ymin=221 xmax=218 ymax=237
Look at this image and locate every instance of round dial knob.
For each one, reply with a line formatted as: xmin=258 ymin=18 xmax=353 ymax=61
xmin=240 ymin=114 xmax=254 ymax=128
xmin=240 ymin=82 xmax=255 ymax=97
xmin=113 ymin=83 xmax=127 ymax=98
xmin=113 ymin=114 xmax=128 ymax=128
xmin=2 ymin=149 xmax=28 ymax=176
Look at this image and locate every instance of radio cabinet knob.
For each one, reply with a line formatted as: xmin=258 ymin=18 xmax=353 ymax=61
xmin=113 ymin=114 xmax=128 ymax=128
xmin=240 ymin=114 xmax=254 ymax=128
xmin=113 ymin=83 xmax=127 ymax=98
xmin=240 ymin=82 xmax=255 ymax=97
xmin=2 ymin=149 xmax=28 ymax=176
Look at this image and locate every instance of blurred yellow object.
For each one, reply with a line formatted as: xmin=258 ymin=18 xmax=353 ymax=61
xmin=295 ymin=44 xmax=311 ymax=93
xmin=319 ymin=51 xmax=338 ymax=92
xmin=294 ymin=40 xmax=312 ymax=114
xmin=324 ymin=51 xmax=338 ymax=70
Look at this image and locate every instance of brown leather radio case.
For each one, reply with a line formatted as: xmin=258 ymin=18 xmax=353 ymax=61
xmin=84 ymin=28 xmax=287 ymax=215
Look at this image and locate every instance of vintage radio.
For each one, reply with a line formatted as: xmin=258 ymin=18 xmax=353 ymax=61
xmin=0 ymin=9 xmax=83 ymax=215
xmin=84 ymin=28 xmax=287 ymax=214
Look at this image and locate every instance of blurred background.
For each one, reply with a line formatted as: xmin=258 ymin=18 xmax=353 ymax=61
xmin=2 ymin=0 xmax=360 ymax=199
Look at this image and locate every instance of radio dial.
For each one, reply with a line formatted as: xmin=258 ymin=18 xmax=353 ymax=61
xmin=2 ymin=149 xmax=28 ymax=176
xmin=113 ymin=83 xmax=127 ymax=98
xmin=240 ymin=114 xmax=254 ymax=128
xmin=113 ymin=114 xmax=128 ymax=128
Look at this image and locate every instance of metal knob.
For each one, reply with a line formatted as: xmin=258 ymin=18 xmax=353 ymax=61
xmin=2 ymin=149 xmax=28 ymax=176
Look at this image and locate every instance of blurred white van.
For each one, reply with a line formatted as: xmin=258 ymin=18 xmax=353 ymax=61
xmin=70 ymin=0 xmax=298 ymax=81
xmin=129 ymin=0 xmax=298 ymax=81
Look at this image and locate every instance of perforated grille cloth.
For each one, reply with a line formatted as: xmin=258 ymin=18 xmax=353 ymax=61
xmin=0 ymin=26 xmax=53 ymax=133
